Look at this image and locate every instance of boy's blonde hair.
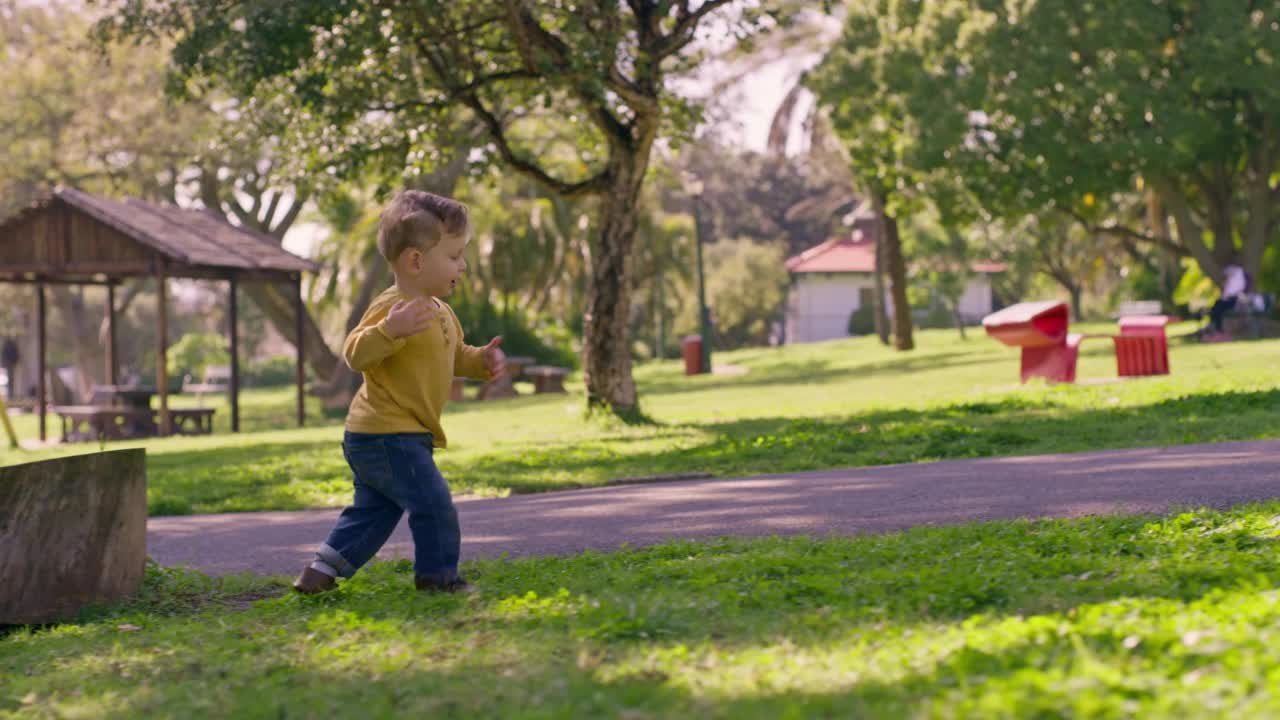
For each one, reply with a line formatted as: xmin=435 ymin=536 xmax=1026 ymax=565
xmin=377 ymin=190 xmax=470 ymax=262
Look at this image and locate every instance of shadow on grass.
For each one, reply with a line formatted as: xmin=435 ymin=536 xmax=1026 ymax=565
xmin=147 ymin=439 xmax=348 ymax=515
xmin=14 ymin=504 xmax=1280 ymax=717
xmin=639 ymin=351 xmax=1002 ymax=396
xmin=452 ymin=388 xmax=1280 ymax=494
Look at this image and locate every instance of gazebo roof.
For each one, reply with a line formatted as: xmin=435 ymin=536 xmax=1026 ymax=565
xmin=0 ymin=187 xmax=317 ymax=282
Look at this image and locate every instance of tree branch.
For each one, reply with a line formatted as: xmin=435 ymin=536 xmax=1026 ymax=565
xmin=1061 ymin=207 xmax=1185 ymax=255
xmin=408 ymin=30 xmax=611 ymax=198
xmin=270 ymin=194 xmax=307 ymax=241
xmin=1153 ymin=176 xmax=1221 ymax=284
xmin=229 ymin=196 xmax=257 ymax=229
xmin=261 ymin=190 xmax=282 ymax=229
xmin=654 ymin=0 xmax=735 ymax=57
xmin=501 ymin=1 xmax=642 ymax=140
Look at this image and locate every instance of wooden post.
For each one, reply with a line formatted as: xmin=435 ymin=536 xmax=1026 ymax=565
xmin=106 ymin=282 xmax=118 ymax=385
xmin=294 ymin=273 xmax=305 ymax=427
xmin=0 ymin=395 xmax=16 ymax=450
xmin=36 ymin=282 xmax=46 ymax=443
xmin=155 ymin=265 xmax=170 ymax=437
xmin=229 ymin=274 xmax=240 ymax=433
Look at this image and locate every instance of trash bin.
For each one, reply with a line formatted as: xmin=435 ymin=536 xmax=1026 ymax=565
xmin=982 ymin=301 xmax=1078 ymax=383
xmin=1115 ymin=315 xmax=1171 ymax=377
xmin=681 ymin=335 xmax=704 ymax=376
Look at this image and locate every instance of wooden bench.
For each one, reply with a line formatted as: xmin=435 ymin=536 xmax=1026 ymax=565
xmin=524 ymin=365 xmax=570 ymax=394
xmin=3 ymin=397 xmax=39 ymax=413
xmin=182 ymin=365 xmax=231 ymax=406
xmin=53 ymin=405 xmax=157 ymax=443
xmin=476 ymin=356 xmax=537 ymax=401
xmin=51 ymin=405 xmax=215 ymax=442
xmin=168 ymin=408 xmax=216 ymax=436
xmin=1118 ymin=300 xmax=1162 ymax=317
xmin=1222 ymin=294 xmax=1277 ymax=339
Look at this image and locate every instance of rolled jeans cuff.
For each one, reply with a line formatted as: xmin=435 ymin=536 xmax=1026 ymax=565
xmin=316 ymin=544 xmax=358 ymax=579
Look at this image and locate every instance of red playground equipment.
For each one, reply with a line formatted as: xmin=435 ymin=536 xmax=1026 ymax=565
xmin=983 ymin=301 xmax=1171 ymax=384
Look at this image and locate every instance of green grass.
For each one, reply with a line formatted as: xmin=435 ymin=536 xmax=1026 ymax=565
xmin=6 ymin=501 xmax=1280 ymax=718
xmin=5 ymin=322 xmax=1280 ymax=516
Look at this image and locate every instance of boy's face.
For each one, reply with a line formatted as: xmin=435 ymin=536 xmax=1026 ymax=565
xmin=396 ymin=231 xmax=469 ymax=298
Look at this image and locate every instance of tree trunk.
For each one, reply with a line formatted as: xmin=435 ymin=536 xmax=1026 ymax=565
xmin=951 ymin=301 xmax=967 ymax=340
xmin=1155 ymin=177 xmax=1222 ymax=287
xmin=875 ymin=192 xmax=914 ymax=351
xmin=583 ymin=169 xmax=643 ymax=416
xmin=311 ymin=255 xmax=390 ymax=404
xmin=1145 ymin=190 xmax=1178 ymax=307
xmin=98 ymin=280 xmax=143 ymax=350
xmin=1069 ymin=284 xmax=1083 ymax=322
xmin=0 ymin=450 xmax=146 ymax=624
xmin=872 ymin=219 xmax=890 ymax=346
xmin=242 ymin=281 xmax=337 ymax=382
xmin=49 ymin=286 xmax=101 ymax=401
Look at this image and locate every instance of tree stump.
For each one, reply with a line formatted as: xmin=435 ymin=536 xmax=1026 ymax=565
xmin=0 ymin=449 xmax=147 ymax=624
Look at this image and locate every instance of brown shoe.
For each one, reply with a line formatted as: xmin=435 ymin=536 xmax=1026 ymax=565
xmin=292 ymin=566 xmax=337 ymax=594
xmin=415 ymin=576 xmax=476 ymax=594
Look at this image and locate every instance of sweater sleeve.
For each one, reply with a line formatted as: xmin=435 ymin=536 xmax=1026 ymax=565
xmin=343 ymin=302 xmax=407 ymax=372
xmin=450 ymin=309 xmax=492 ymax=380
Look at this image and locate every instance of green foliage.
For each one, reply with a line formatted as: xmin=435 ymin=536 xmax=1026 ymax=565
xmin=165 ymin=333 xmax=228 ymax=382
xmin=9 ymin=503 xmax=1280 ymax=716
xmin=449 ymin=295 xmax=578 ymax=370
xmin=678 ymin=238 xmax=790 ymax=351
xmin=0 ymin=1 xmax=202 ymax=215
xmin=243 ymin=356 xmax=296 ymax=388
xmin=847 ymin=303 xmax=876 ymax=336
xmin=1174 ymin=258 xmax=1219 ymax=311
xmin=829 ymin=0 xmax=1280 ymax=287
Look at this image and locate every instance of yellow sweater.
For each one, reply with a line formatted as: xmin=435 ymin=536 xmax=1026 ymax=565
xmin=343 ymin=287 xmax=491 ymax=447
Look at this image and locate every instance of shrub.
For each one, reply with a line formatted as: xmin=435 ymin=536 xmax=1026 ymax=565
xmin=848 ymin=304 xmax=876 ymax=335
xmin=166 ymin=333 xmax=228 ymax=382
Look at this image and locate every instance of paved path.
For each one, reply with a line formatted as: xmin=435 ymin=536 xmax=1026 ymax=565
xmin=149 ymin=439 xmax=1280 ymax=576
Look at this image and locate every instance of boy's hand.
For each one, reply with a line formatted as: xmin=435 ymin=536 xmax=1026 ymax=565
xmin=384 ymin=298 xmax=437 ymax=339
xmin=482 ymin=336 xmax=506 ymax=378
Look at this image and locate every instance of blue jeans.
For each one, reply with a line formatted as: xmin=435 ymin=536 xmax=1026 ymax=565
xmin=315 ymin=432 xmax=461 ymax=583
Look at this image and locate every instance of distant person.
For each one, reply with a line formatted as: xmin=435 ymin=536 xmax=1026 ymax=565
xmin=292 ymin=190 xmax=506 ymax=595
xmin=1 ymin=336 xmax=18 ymax=400
xmin=1206 ymin=263 xmax=1251 ymax=339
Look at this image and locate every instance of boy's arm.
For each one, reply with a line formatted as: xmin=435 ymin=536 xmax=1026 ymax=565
xmin=451 ymin=312 xmax=493 ymax=380
xmin=343 ymin=306 xmax=407 ymax=372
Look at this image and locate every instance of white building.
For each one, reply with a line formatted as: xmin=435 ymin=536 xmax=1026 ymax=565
xmin=783 ymin=218 xmax=1003 ymax=344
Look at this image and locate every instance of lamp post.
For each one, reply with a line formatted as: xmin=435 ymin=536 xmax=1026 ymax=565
xmin=688 ymin=177 xmax=713 ymax=375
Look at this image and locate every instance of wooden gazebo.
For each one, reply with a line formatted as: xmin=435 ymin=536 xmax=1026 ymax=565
xmin=0 ymin=187 xmax=318 ymax=441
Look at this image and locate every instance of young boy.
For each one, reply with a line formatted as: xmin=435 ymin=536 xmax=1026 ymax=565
xmin=293 ymin=190 xmax=505 ymax=594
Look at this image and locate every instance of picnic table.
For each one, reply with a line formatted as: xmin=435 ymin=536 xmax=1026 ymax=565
xmin=52 ymin=384 xmax=215 ymax=443
xmin=983 ymin=301 xmax=1171 ymax=384
xmin=92 ymin=385 xmax=155 ymax=410
xmin=476 ymin=355 xmax=537 ymax=401
xmin=524 ymin=365 xmax=570 ymax=394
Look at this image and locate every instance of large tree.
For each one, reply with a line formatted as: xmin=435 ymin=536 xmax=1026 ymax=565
xmin=914 ymin=0 xmax=1280 ymax=289
xmin=1 ymin=0 xmax=353 ymax=393
xmin=101 ymin=0 xmax=780 ymax=416
xmin=808 ymin=1 xmax=951 ymax=351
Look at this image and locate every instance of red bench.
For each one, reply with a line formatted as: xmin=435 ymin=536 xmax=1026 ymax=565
xmin=983 ymin=301 xmax=1171 ymax=383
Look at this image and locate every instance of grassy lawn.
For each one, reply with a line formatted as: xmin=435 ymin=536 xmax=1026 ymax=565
xmin=4 ymin=322 xmax=1280 ymax=516
xmin=5 ymin=501 xmax=1280 ymax=718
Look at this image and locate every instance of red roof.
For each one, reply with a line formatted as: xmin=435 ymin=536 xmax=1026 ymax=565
xmin=785 ymin=232 xmax=1006 ymax=275
xmin=785 ymin=236 xmax=877 ymax=273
